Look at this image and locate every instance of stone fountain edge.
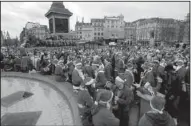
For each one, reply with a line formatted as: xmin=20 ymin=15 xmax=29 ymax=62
xmin=1 ymin=72 xmax=82 ymax=126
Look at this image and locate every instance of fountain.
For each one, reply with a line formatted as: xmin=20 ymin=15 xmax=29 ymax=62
xmin=1 ymin=72 xmax=81 ymax=125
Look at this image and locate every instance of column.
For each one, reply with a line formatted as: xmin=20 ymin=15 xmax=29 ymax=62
xmin=53 ymin=17 xmax=56 ymax=34
xmin=68 ymin=17 xmax=70 ymax=32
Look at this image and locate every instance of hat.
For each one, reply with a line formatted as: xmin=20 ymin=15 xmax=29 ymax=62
xmin=92 ymin=60 xmax=100 ymax=67
xmin=97 ymin=90 xmax=113 ymax=104
xmin=84 ymin=77 xmax=95 ymax=86
xmin=126 ymin=63 xmax=133 ymax=68
xmin=164 ymin=64 xmax=174 ymax=71
xmin=115 ymin=76 xmax=125 ymax=87
xmin=150 ymin=96 xmax=166 ymax=114
xmin=75 ymin=59 xmax=82 ymax=66
xmin=153 ymin=60 xmax=159 ymax=64
xmin=175 ymin=59 xmax=184 ymax=64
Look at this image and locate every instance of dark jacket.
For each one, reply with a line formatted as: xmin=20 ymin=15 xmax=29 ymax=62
xmin=117 ymin=86 xmax=134 ymax=112
xmin=92 ymin=105 xmax=119 ymax=126
xmin=77 ymin=89 xmax=94 ymax=116
xmin=104 ymin=62 xmax=113 ymax=82
xmin=83 ymin=65 xmax=95 ymax=79
xmin=138 ymin=111 xmax=175 ymax=126
xmin=96 ymin=71 xmax=107 ymax=89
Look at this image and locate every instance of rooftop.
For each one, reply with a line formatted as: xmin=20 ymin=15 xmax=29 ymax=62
xmin=45 ymin=2 xmax=73 ymax=18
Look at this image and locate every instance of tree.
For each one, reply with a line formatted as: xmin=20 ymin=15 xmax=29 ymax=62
xmin=3 ymin=31 xmax=13 ymax=47
xmin=20 ymin=28 xmax=26 ymax=43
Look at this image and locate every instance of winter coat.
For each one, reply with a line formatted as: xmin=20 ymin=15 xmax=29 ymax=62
xmin=72 ymin=69 xmax=84 ymax=87
xmin=104 ymin=62 xmax=113 ymax=82
xmin=83 ymin=65 xmax=95 ymax=79
xmin=138 ymin=111 xmax=175 ymax=126
xmin=77 ymin=89 xmax=94 ymax=116
xmin=95 ymin=71 xmax=107 ymax=89
xmin=92 ymin=105 xmax=119 ymax=126
xmin=117 ymin=86 xmax=134 ymax=112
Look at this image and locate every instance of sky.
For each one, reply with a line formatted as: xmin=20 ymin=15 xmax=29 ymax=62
xmin=1 ymin=2 xmax=190 ymax=38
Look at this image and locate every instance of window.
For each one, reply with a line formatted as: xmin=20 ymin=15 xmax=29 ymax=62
xmin=101 ymin=33 xmax=103 ymax=36
xmin=98 ymin=33 xmax=100 ymax=35
xmin=94 ymin=33 xmax=96 ymax=35
xmin=80 ymin=32 xmax=82 ymax=34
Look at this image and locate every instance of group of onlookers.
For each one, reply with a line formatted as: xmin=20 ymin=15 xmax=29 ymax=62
xmin=0 ymin=44 xmax=190 ymax=126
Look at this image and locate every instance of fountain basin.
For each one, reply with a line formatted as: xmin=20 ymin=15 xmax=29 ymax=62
xmin=1 ymin=72 xmax=81 ymax=126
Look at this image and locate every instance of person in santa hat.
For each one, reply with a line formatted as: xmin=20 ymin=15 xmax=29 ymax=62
xmin=83 ymin=59 xmax=95 ymax=79
xmin=54 ymin=60 xmax=66 ymax=82
xmin=115 ymin=52 xmax=125 ymax=74
xmin=163 ymin=64 xmax=181 ymax=125
xmin=92 ymin=60 xmax=107 ymax=89
xmin=92 ymin=89 xmax=119 ymax=126
xmin=77 ymin=79 xmax=94 ymax=126
xmin=114 ymin=68 xmax=134 ymax=126
xmin=72 ymin=60 xmax=85 ymax=92
xmin=138 ymin=96 xmax=175 ymax=126
xmin=123 ymin=63 xmax=135 ymax=88
xmin=174 ymin=59 xmax=187 ymax=83
xmin=67 ymin=61 xmax=75 ymax=83
xmin=104 ymin=57 xmax=113 ymax=83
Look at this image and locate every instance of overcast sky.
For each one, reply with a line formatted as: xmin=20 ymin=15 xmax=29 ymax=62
xmin=1 ymin=2 xmax=189 ymax=38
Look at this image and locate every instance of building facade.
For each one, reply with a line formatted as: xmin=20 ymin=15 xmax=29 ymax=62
xmin=135 ymin=18 xmax=181 ymax=46
xmin=103 ymin=14 xmax=125 ymax=41
xmin=75 ymin=22 xmax=94 ymax=41
xmin=124 ymin=22 xmax=136 ymax=45
xmin=25 ymin=24 xmax=49 ymax=40
xmin=183 ymin=13 xmax=190 ymax=43
xmin=91 ymin=19 xmax=104 ymax=41
xmin=25 ymin=22 xmax=41 ymax=29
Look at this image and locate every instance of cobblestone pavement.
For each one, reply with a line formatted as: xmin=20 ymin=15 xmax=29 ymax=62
xmin=1 ymin=76 xmax=73 ymax=125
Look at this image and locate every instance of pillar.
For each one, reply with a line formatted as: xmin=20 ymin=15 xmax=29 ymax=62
xmin=53 ymin=17 xmax=56 ymax=34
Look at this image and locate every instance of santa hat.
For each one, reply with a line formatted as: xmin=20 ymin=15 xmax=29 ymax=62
xmin=92 ymin=60 xmax=100 ymax=67
xmin=75 ymin=60 xmax=82 ymax=66
xmin=73 ymin=85 xmax=80 ymax=90
xmin=153 ymin=60 xmax=159 ymax=64
xmin=126 ymin=63 xmax=133 ymax=68
xmin=175 ymin=59 xmax=184 ymax=65
xmin=150 ymin=96 xmax=166 ymax=114
xmin=84 ymin=77 xmax=95 ymax=86
xmin=115 ymin=76 xmax=125 ymax=88
xmin=97 ymin=90 xmax=113 ymax=104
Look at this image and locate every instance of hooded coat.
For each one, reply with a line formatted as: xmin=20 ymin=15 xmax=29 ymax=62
xmin=92 ymin=105 xmax=119 ymax=126
xmin=138 ymin=111 xmax=175 ymax=126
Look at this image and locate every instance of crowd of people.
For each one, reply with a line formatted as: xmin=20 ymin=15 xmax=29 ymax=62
xmin=0 ymin=43 xmax=190 ymax=126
